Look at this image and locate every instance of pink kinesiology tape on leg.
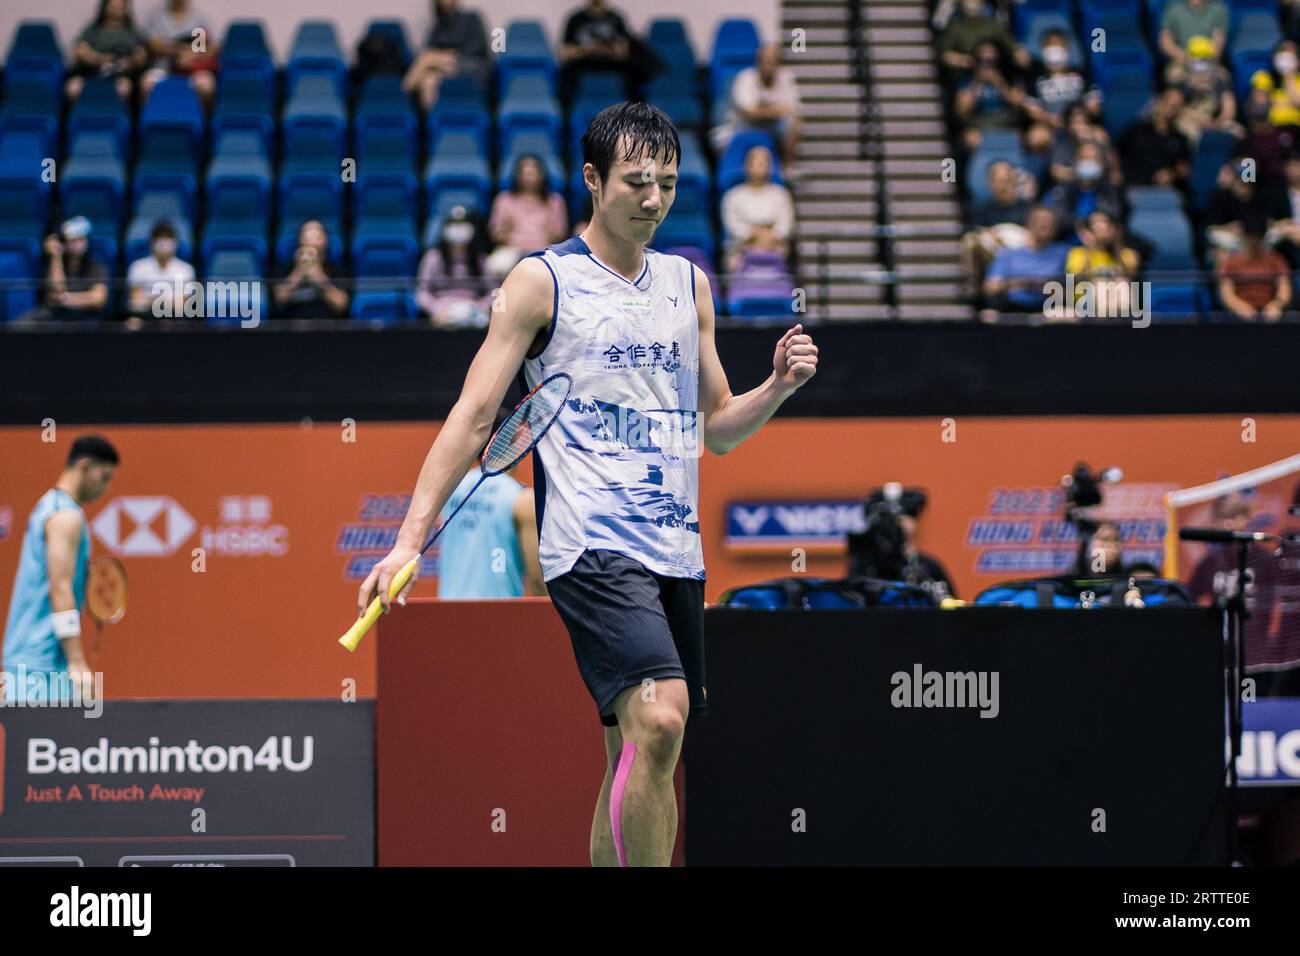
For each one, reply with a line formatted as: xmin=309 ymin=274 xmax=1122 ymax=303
xmin=610 ymin=741 xmax=637 ymax=867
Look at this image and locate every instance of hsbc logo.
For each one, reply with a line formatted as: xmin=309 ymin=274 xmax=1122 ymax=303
xmin=92 ymin=497 xmax=197 ymax=557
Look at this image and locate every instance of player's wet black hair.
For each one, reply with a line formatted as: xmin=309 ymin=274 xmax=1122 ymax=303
xmin=582 ymin=101 xmax=681 ymax=185
xmin=67 ymin=434 xmax=119 ymax=467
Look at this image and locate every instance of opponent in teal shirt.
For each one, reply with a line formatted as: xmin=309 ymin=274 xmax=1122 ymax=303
xmin=2 ymin=435 xmax=118 ymax=702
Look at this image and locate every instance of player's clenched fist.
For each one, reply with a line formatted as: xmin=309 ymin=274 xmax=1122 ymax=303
xmin=773 ymin=324 xmax=819 ymax=391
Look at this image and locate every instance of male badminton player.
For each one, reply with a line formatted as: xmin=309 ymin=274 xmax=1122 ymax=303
xmin=359 ymin=102 xmax=818 ymax=866
xmin=2 ymin=434 xmax=118 ymax=703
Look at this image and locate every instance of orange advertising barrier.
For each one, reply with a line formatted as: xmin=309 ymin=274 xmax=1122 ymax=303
xmin=1 ymin=416 xmax=1297 ymax=698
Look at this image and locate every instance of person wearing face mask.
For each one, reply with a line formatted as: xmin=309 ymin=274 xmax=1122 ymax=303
xmin=1044 ymin=141 xmax=1126 ymax=239
xmin=1025 ymin=31 xmax=1100 ymax=128
xmin=416 ymin=205 xmax=492 ymax=327
xmin=1118 ymin=87 xmax=1191 ymax=188
xmin=1252 ymin=41 xmax=1300 ymax=131
xmin=938 ymin=0 xmax=1028 ymax=85
xmin=126 ymin=221 xmax=195 ymax=325
xmin=1047 ymin=102 xmax=1117 ymax=187
xmin=42 ymin=217 xmax=109 ymax=321
xmin=1239 ymin=88 xmax=1294 ymax=185
xmin=1167 ymin=35 xmax=1242 ymax=145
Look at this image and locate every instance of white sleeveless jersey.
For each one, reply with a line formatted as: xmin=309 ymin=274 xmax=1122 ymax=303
xmin=521 ymin=236 xmax=704 ymax=581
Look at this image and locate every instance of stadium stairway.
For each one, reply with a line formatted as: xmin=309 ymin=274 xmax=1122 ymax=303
xmin=781 ymin=0 xmax=887 ymax=320
xmin=861 ymin=0 xmax=970 ymax=319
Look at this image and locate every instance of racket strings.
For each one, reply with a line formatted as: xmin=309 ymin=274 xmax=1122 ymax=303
xmin=482 ymin=375 xmax=570 ymax=474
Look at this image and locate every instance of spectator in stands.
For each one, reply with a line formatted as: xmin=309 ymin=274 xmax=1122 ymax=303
xmin=1048 ymin=102 xmax=1119 ymax=187
xmin=273 ymin=220 xmax=349 ymax=318
xmin=355 ymin=27 xmax=408 ymax=85
xmin=713 ymin=43 xmax=803 ymax=172
xmin=1062 ymin=211 xmax=1141 ymax=320
xmin=486 ymin=155 xmax=569 ymax=280
xmin=938 ymin=0 xmax=1029 ymax=84
xmin=1025 ymin=30 xmax=1101 ymax=131
xmin=403 ymin=0 xmax=490 ymax=112
xmin=1159 ymin=0 xmax=1229 ymax=79
xmin=1118 ymin=87 xmax=1191 ymax=188
xmin=1206 ymin=158 xmax=1288 ymax=253
xmin=1167 ymin=35 xmax=1242 ymax=145
xmin=1256 ymin=40 xmax=1300 ymax=130
xmin=1239 ymin=89 xmax=1295 ymax=184
xmin=982 ymin=205 xmax=1069 ymax=317
xmin=721 ymin=145 xmax=795 ymax=273
xmin=416 ymin=205 xmax=492 ymax=327
xmin=1044 ymin=142 xmax=1126 ymax=239
xmin=126 ymin=221 xmax=195 ymax=326
xmin=1216 ymin=214 xmax=1291 ymax=321
xmin=560 ymin=0 xmax=661 ymax=98
xmin=66 ymin=0 xmax=151 ymax=102
xmin=140 ymin=0 xmax=218 ymax=107
xmin=953 ymin=42 xmax=1030 ymax=150
xmin=42 ymin=217 xmax=109 ymax=320
xmin=960 ymin=160 xmax=1032 ymax=298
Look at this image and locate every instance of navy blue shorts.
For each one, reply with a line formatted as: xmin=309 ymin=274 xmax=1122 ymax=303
xmin=547 ymin=549 xmax=708 ymax=727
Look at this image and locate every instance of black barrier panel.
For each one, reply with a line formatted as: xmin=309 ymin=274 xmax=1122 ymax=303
xmin=685 ymin=607 xmax=1226 ymax=865
xmin=0 ymin=699 xmax=373 ymax=867
xmin=3 ymin=323 xmax=1300 ymax=424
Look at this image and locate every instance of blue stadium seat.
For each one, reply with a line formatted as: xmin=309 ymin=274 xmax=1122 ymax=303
xmin=1187 ymin=129 xmax=1238 ymax=213
xmin=423 ymin=151 xmax=492 ymax=216
xmin=207 ymin=130 xmax=273 ymax=221
xmin=200 ymin=225 xmax=268 ymax=276
xmin=203 ymin=250 xmax=262 ymax=323
xmin=709 ymin=18 xmax=760 ymax=100
xmin=1011 ymin=0 xmax=1076 ymax=37
xmin=62 ymin=131 xmax=127 ymax=233
xmin=212 ymin=68 xmax=275 ymax=160
xmin=0 ymin=128 xmax=52 ymax=225
xmin=66 ymin=78 xmax=131 ymax=163
xmin=648 ymin=18 xmax=697 ymax=73
xmin=498 ymin=20 xmax=556 ymax=95
xmin=500 ymin=131 xmax=565 ymax=193
xmin=286 ymin=20 xmax=348 ymax=100
xmin=221 ymin=21 xmax=275 ymax=78
xmin=0 ymin=75 xmax=60 ymax=156
xmin=4 ymin=21 xmax=64 ymax=107
xmin=1127 ymin=186 xmax=1182 ymax=211
xmin=140 ymin=76 xmax=206 ymax=157
xmin=0 ymin=248 xmax=37 ymax=321
xmin=353 ymin=288 xmax=417 ymax=322
xmin=1128 ymin=208 xmax=1196 ymax=271
xmin=1227 ymin=0 xmax=1281 ymax=36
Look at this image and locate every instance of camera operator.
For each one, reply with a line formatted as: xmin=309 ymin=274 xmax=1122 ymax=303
xmin=847 ymin=483 xmax=957 ymax=601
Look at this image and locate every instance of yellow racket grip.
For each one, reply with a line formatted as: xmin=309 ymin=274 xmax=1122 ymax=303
xmin=338 ymin=557 xmax=419 ymax=652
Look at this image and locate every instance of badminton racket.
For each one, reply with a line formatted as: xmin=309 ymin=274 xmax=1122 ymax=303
xmin=85 ymin=555 xmax=127 ymax=670
xmin=339 ymin=371 xmax=572 ymax=652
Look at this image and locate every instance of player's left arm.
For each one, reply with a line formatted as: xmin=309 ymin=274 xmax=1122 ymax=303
xmin=695 ymin=267 xmax=817 ymax=455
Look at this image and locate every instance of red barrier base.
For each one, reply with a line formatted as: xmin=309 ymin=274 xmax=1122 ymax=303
xmin=376 ymin=597 xmax=685 ymax=866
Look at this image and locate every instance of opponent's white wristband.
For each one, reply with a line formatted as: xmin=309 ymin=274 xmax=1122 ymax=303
xmin=51 ymin=609 xmax=81 ymax=640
